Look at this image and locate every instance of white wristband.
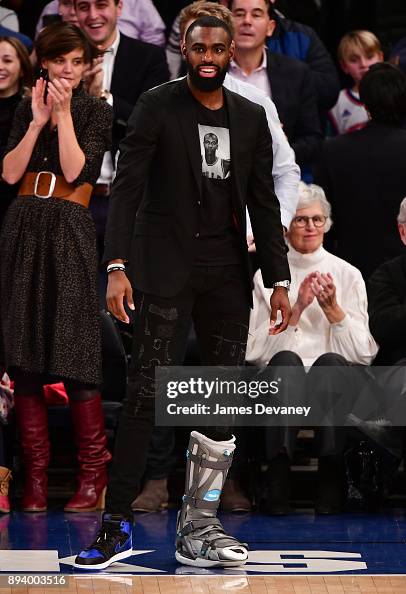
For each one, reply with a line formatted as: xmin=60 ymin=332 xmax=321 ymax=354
xmin=107 ymin=263 xmax=125 ymax=273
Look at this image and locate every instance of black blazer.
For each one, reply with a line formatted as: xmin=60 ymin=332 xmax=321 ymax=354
xmin=110 ymin=33 xmax=169 ymax=154
xmin=265 ymin=49 xmax=322 ymax=167
xmin=104 ymin=78 xmax=290 ymax=300
xmin=314 ymin=121 xmax=406 ymax=280
xmin=368 ymin=255 xmax=406 ymax=365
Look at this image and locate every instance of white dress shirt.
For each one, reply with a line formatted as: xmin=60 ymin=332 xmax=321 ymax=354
xmin=223 ymin=73 xmax=300 ymax=230
xmin=229 ymin=50 xmax=272 ymax=99
xmin=246 ymin=245 xmax=378 ymax=368
xmin=97 ymin=31 xmax=120 ymax=186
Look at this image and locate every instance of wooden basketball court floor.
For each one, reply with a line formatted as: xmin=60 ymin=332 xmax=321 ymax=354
xmin=1 ymin=509 xmax=406 ymax=593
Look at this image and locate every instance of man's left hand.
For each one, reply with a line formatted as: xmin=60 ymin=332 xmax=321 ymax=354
xmin=269 ymin=286 xmax=291 ymax=335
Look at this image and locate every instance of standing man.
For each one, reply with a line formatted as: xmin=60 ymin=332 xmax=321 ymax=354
xmin=230 ymin=0 xmax=322 ymax=171
xmin=75 ymin=16 xmax=291 ymax=570
xmin=74 ymin=0 xmax=169 ymax=257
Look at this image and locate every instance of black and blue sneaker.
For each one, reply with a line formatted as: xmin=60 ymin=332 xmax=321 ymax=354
xmin=74 ymin=513 xmax=133 ymax=570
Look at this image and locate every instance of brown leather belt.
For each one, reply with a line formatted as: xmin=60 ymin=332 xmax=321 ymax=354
xmin=18 ymin=172 xmax=93 ymax=208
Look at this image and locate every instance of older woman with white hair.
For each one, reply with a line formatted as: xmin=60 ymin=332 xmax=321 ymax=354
xmin=246 ymin=182 xmax=378 ymax=514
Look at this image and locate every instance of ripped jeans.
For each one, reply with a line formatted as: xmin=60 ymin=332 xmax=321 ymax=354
xmin=105 ymin=265 xmax=250 ymax=516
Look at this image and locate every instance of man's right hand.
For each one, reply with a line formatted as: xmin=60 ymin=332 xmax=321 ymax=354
xmin=83 ymin=57 xmax=104 ymax=98
xmin=106 ymin=271 xmax=135 ymax=324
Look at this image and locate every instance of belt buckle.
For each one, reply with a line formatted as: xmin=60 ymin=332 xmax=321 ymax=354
xmin=34 ymin=171 xmax=56 ymax=199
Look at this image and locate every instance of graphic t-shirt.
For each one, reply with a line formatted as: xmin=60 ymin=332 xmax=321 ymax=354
xmin=194 ymin=101 xmax=242 ymax=266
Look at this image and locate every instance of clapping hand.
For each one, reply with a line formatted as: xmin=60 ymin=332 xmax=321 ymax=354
xmin=47 ymin=77 xmax=72 ymax=113
xmin=83 ymin=56 xmax=104 ymax=98
xmin=296 ymin=272 xmax=318 ymax=311
xmin=310 ymin=271 xmax=345 ymax=323
xmin=289 ymin=272 xmax=317 ymax=326
xmin=31 ymin=78 xmax=52 ymax=127
xmin=310 ymin=272 xmax=336 ymax=308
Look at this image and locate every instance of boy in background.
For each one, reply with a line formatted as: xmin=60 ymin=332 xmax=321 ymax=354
xmin=329 ymin=30 xmax=383 ymax=134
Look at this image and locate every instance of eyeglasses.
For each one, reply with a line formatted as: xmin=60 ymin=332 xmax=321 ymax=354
xmin=292 ymin=215 xmax=327 ymax=228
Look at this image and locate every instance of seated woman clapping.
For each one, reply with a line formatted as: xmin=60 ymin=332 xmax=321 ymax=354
xmin=246 ymin=182 xmax=378 ymax=514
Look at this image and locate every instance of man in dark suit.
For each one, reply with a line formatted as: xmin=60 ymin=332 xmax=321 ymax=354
xmin=368 ymin=197 xmax=406 ymax=366
xmin=314 ymin=63 xmax=406 ymax=280
xmin=229 ymin=0 xmax=322 ymax=171
xmin=74 ymin=0 xmax=169 ymax=256
xmin=75 ymin=16 xmax=291 ymax=571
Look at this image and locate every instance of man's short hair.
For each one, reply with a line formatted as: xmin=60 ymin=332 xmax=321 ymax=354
xmin=228 ymin=0 xmax=271 ymax=9
xmin=359 ymin=62 xmax=406 ymax=127
xmin=338 ymin=30 xmax=382 ymax=63
xmin=185 ymin=15 xmax=233 ymax=44
xmin=180 ymin=1 xmax=234 ymax=40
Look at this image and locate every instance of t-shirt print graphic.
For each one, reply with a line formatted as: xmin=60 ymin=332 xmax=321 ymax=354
xmin=198 ymin=124 xmax=231 ymax=180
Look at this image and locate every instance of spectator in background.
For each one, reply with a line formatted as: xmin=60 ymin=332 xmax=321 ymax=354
xmin=37 ymin=0 xmax=166 ymax=47
xmin=366 ymin=198 xmax=406 ymax=464
xmin=74 ymin=0 xmax=169 ymax=261
xmin=0 ymin=2 xmax=18 ymax=31
xmin=389 ymin=37 xmax=406 ymax=74
xmin=329 ymin=31 xmax=384 ymax=135
xmin=0 ymin=25 xmax=32 ymax=53
xmin=314 ymin=63 xmax=406 ymax=280
xmin=267 ymin=0 xmax=339 ymax=114
xmin=57 ymin=0 xmax=79 ymax=25
xmin=246 ymin=182 xmax=378 ymax=514
xmin=368 ymin=197 xmax=406 ymax=366
xmin=230 ymin=0 xmax=322 ymax=172
xmin=0 ymin=36 xmax=32 ymax=226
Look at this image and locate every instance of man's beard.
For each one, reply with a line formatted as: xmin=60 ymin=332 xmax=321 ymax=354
xmin=187 ymin=62 xmax=228 ymax=92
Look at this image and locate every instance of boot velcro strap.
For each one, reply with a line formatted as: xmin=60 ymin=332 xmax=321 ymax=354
xmin=187 ymin=452 xmax=232 ymax=470
xmin=178 ymin=517 xmax=222 ymax=537
xmin=182 ymin=495 xmax=219 ymax=509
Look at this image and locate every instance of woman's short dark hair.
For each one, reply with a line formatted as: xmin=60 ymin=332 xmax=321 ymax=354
xmin=0 ymin=36 xmax=33 ymax=90
xmin=35 ymin=21 xmax=100 ymax=65
xmin=359 ymin=62 xmax=406 ymax=127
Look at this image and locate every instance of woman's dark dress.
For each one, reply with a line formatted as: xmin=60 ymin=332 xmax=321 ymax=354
xmin=0 ymin=86 xmax=112 ymax=384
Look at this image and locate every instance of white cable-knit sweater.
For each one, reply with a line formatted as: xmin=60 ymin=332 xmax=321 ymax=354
xmin=246 ymin=245 xmax=378 ymax=368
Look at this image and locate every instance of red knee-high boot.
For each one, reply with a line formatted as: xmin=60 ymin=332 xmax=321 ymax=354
xmin=64 ymin=395 xmax=112 ymax=512
xmin=14 ymin=395 xmax=49 ymax=512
